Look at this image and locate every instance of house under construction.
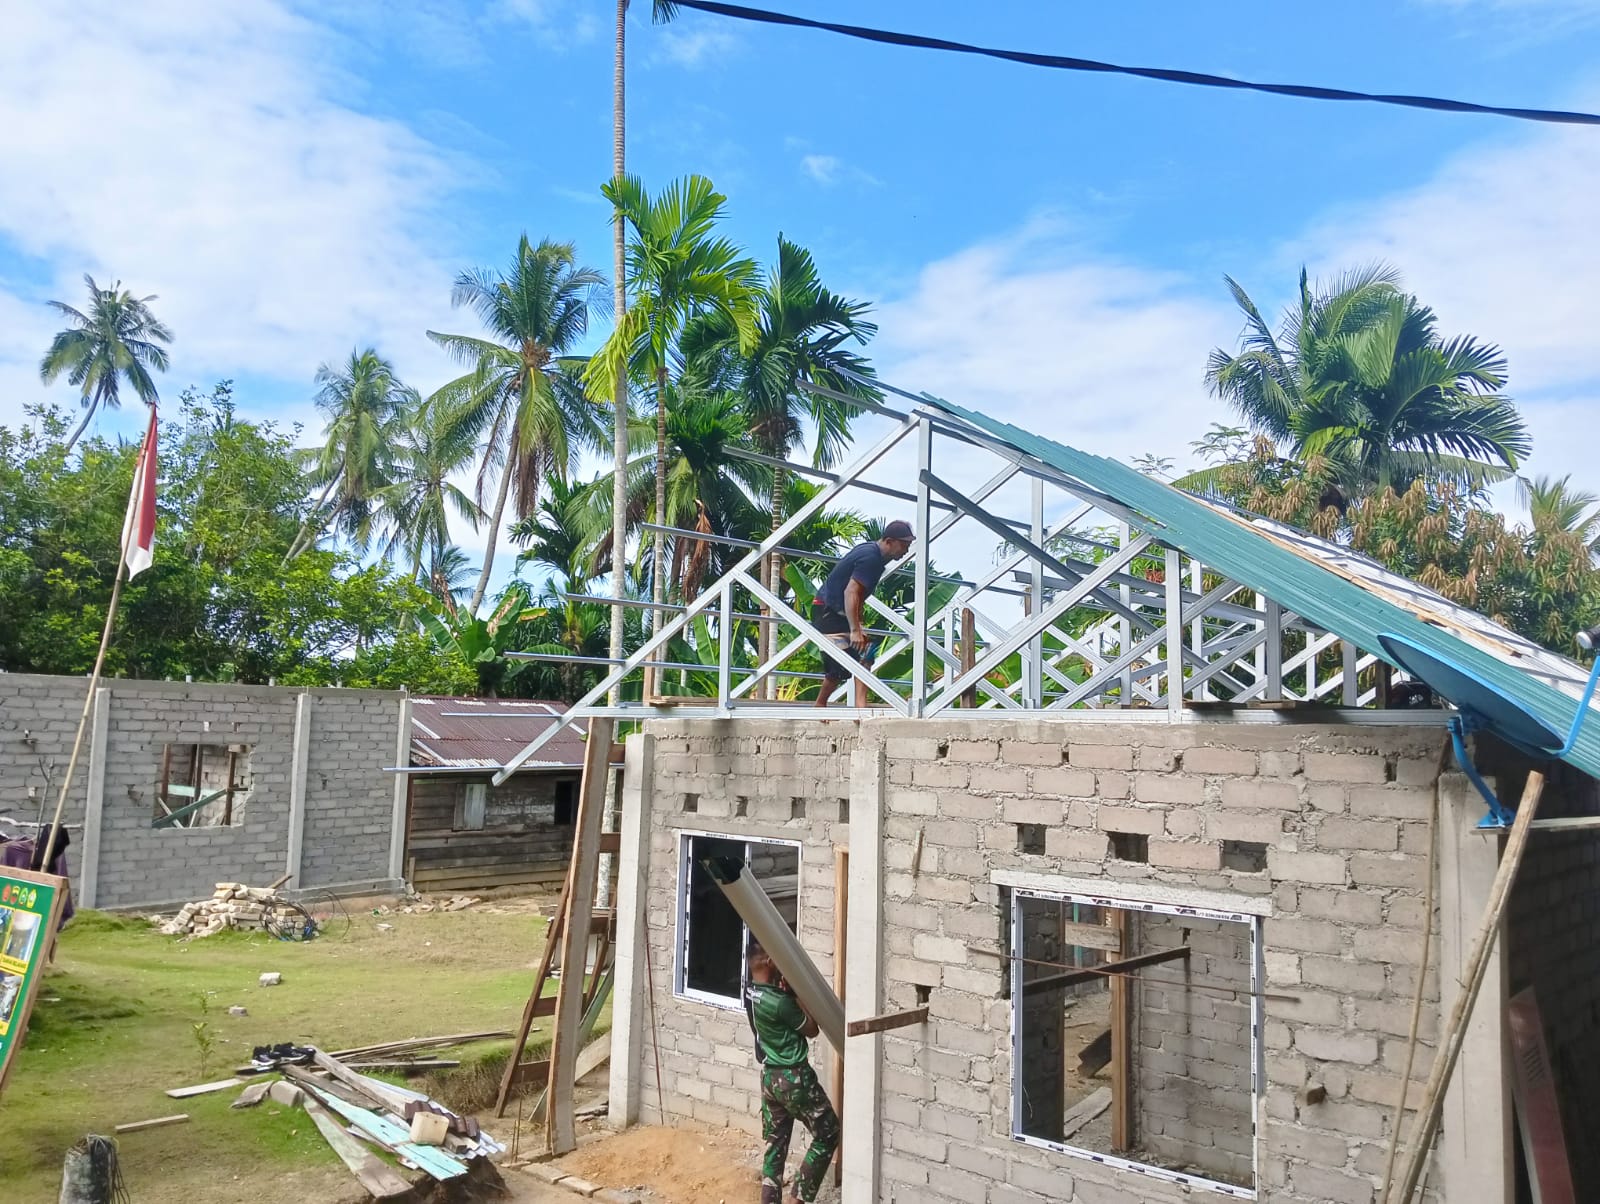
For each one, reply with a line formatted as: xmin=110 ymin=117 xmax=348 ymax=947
xmin=506 ymin=380 xmax=1600 ymax=1204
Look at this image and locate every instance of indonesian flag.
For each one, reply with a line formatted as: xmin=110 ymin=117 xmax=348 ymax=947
xmin=121 ymin=406 xmax=158 ymax=579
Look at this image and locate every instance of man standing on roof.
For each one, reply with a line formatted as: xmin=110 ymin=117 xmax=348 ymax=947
xmin=812 ymin=520 xmax=915 ymax=708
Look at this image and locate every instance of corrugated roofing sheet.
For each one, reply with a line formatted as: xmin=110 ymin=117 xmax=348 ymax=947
xmin=921 ymin=395 xmax=1600 ymax=783
xmin=408 ymin=697 xmax=589 ymax=770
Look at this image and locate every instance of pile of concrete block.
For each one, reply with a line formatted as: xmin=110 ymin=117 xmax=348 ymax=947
xmin=158 ymin=882 xmax=281 ymax=937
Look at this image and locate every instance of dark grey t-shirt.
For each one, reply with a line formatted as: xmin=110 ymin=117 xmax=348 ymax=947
xmin=820 ymin=541 xmax=887 ymax=612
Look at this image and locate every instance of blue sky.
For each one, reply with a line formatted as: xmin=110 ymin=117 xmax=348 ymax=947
xmin=2 ymin=0 xmax=1597 ymax=583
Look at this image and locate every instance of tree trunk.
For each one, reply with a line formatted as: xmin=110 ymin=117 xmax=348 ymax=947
xmin=469 ymin=460 xmax=515 ymax=616
xmin=653 ymin=366 xmax=668 ymax=635
xmin=285 ymin=472 xmax=341 ymax=563
xmin=608 ymin=0 xmax=629 ymax=696
xmin=764 ymin=464 xmax=785 ymax=699
xmin=60 ymin=392 xmax=104 ymax=457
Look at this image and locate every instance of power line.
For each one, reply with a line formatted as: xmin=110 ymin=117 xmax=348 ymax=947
xmin=672 ymin=0 xmax=1600 ymax=129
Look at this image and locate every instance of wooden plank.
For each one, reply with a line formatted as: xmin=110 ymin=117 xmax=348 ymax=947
xmin=846 ymin=1007 xmax=928 ymax=1038
xmin=166 ymin=1077 xmax=243 ymax=1099
xmin=960 ymin=607 xmax=977 ymax=708
xmin=231 ymin=1082 xmax=272 ymax=1109
xmin=310 ymin=1051 xmax=414 ymax=1114
xmin=575 ymin=1031 xmax=611 ymax=1082
xmin=306 ymin=1085 xmax=467 ymax=1181
xmin=1022 ymin=946 xmax=1189 ymax=996
xmin=330 ymin=1031 xmax=512 ymax=1060
xmin=509 ymin=1058 xmax=551 ymax=1087
xmin=1063 ymin=1086 xmax=1112 ymax=1140
xmin=1507 ymin=988 xmax=1577 ymax=1204
xmin=301 ymin=1092 xmax=413 ymax=1198
xmin=546 ymin=718 xmax=616 ymax=1156
xmin=1110 ymin=909 xmax=1132 ymax=1153
xmin=1058 ymin=920 xmax=1122 ymax=953
xmin=114 ymin=1114 xmax=189 ymax=1133
xmin=832 ymin=847 xmax=848 ymax=1190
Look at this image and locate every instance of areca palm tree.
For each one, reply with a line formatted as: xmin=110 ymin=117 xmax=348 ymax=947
xmin=586 ymin=174 xmax=759 ymax=630
xmin=681 ymin=235 xmax=878 ymax=672
xmin=40 ymin=275 xmax=173 ymax=454
xmin=429 ymin=236 xmax=608 ymax=615
xmin=1204 ymin=266 xmax=1529 ymax=497
xmin=377 ymin=397 xmax=483 ymax=581
xmin=609 ymin=0 xmax=680 ymax=673
xmin=286 ymin=349 xmax=408 ymax=560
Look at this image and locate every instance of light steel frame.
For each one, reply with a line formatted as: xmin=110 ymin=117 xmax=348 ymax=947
xmin=493 ymin=402 xmax=1386 ymax=785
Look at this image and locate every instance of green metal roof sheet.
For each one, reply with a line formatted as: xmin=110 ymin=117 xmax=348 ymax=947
xmin=920 ymin=394 xmax=1600 ymax=784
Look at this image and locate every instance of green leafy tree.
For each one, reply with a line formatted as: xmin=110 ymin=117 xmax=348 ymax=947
xmin=1203 ymin=266 xmax=1529 ymax=497
xmin=586 ymin=174 xmax=759 ymax=629
xmin=287 ymin=349 xmax=410 ymax=560
xmin=40 ymin=274 xmax=173 ymax=454
xmin=429 ymin=237 xmax=607 ymax=614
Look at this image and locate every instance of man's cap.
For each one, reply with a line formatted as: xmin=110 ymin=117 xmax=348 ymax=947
xmin=883 ymin=520 xmax=915 ymax=542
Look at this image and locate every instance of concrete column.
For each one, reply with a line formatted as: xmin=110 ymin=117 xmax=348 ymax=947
xmin=1437 ymin=772 xmax=1513 ymax=1204
xmin=387 ymin=696 xmax=413 ymax=883
xmin=608 ymin=732 xmax=655 ymax=1129
xmin=78 ymin=688 xmax=111 ymax=909
xmin=842 ymin=740 xmax=885 ymax=1204
xmin=285 ymin=693 xmax=312 ymax=885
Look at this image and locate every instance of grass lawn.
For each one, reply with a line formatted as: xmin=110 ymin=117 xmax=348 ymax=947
xmin=0 ymin=901 xmax=557 ymax=1203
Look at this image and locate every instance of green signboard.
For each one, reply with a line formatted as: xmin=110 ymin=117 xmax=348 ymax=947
xmin=0 ymin=865 xmax=67 ymax=1095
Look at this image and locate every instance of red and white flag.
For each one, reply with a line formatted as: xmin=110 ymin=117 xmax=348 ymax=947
xmin=121 ymin=406 xmax=158 ymax=579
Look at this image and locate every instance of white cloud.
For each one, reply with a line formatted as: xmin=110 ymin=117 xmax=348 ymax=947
xmin=651 ymin=22 xmax=740 ymax=68
xmin=0 ymin=0 xmax=469 ymax=430
xmin=1292 ymin=116 xmax=1600 ymax=504
xmin=799 ymin=152 xmax=882 ymax=189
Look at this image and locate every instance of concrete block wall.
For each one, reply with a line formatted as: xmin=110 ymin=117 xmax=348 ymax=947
xmin=631 ymin=715 xmax=1452 ymax=1204
xmin=635 ymin=720 xmax=856 ymax=1134
xmin=1501 ymin=756 xmax=1600 ymax=1202
xmin=871 ymin=719 xmax=1447 ymax=1204
xmin=0 ymin=674 xmax=405 ymax=908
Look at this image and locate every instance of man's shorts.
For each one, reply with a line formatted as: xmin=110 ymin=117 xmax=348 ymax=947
xmin=813 ymin=604 xmax=875 ymax=678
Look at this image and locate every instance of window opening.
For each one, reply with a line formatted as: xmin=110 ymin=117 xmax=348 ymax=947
xmin=675 ymin=832 xmax=801 ymax=1008
xmin=553 ymin=780 xmax=576 ymax=825
xmin=1011 ymin=889 xmax=1262 ymax=1198
xmin=153 ymin=743 xmax=250 ymax=828
xmin=456 ymin=782 xmax=487 ymax=831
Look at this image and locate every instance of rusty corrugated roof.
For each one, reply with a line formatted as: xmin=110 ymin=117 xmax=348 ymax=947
xmin=408 ymin=697 xmax=589 ymax=770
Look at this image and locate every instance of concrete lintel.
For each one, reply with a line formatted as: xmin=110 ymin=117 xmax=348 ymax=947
xmin=1437 ymin=771 xmax=1513 ymax=1204
xmin=609 ymin=732 xmax=654 ymax=1130
xmin=79 ymin=687 xmax=111 ymax=910
xmin=842 ymin=743 xmax=885 ymax=1204
xmin=990 ymin=867 xmax=1274 ymax=918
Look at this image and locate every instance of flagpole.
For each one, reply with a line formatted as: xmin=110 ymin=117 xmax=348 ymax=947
xmin=37 ymin=405 xmax=153 ymax=872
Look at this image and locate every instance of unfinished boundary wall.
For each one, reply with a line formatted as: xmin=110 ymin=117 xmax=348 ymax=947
xmin=0 ymin=673 xmax=408 ymax=908
xmin=610 ymin=714 xmax=1583 ymax=1204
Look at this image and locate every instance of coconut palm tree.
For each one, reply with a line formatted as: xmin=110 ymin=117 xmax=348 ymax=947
xmin=40 ymin=275 xmax=173 ymax=454
xmin=1522 ymin=474 xmax=1600 ymax=551
xmin=429 ymin=236 xmax=608 ymax=614
xmin=586 ymin=174 xmax=759 ymax=630
xmin=377 ymin=396 xmax=484 ymax=582
xmin=426 ymin=544 xmax=480 ymax=615
xmin=286 ymin=349 xmax=409 ymax=560
xmin=609 ymin=0 xmax=681 ymax=672
xmin=1204 ymin=266 xmax=1529 ymax=497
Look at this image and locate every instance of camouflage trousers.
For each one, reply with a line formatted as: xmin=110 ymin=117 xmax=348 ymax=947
xmin=760 ymin=1062 xmax=840 ymax=1203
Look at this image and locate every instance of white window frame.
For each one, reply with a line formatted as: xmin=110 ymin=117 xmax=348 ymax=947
xmin=673 ymin=829 xmax=803 ymax=1011
xmin=1008 ymin=887 xmax=1265 ymax=1200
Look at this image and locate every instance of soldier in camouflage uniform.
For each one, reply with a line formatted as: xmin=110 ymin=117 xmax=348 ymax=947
xmin=745 ymin=943 xmax=840 ymax=1204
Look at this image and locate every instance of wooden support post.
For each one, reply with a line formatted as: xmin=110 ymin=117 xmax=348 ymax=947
xmin=1109 ymin=908 xmax=1133 ymax=1152
xmin=1389 ymin=771 xmax=1544 ymax=1204
xmin=832 ymin=847 xmax=848 ymax=1186
xmin=545 ymin=718 xmax=617 ymax=1156
xmin=493 ymin=877 xmax=571 ymax=1116
xmin=960 ymin=608 xmax=977 ymax=709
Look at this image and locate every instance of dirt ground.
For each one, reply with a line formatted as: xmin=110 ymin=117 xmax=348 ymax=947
xmin=546 ymin=1122 xmax=841 ymax=1204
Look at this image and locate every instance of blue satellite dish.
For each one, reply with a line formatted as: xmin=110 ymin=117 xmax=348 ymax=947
xmin=1378 ymin=633 xmax=1564 ymax=757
